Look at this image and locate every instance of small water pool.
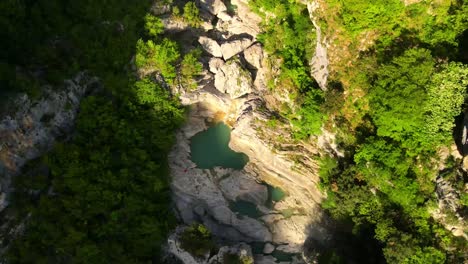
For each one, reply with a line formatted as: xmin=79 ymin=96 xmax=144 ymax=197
xmin=190 ymin=122 xmax=249 ymax=169
xmin=229 ymin=200 xmax=262 ymax=218
xmin=265 ymin=184 xmax=286 ymax=208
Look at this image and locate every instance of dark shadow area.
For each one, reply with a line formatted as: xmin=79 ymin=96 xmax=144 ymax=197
xmin=457 ymin=29 xmax=468 ymax=64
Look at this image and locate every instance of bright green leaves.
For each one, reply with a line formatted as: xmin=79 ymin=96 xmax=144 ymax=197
xmin=183 ymin=1 xmax=202 ymax=28
xmin=290 ymin=89 xmax=326 ymax=139
xmin=144 ymin=13 xmax=164 ymax=37
xmin=180 ymin=48 xmax=203 ymax=90
xmin=370 ymin=49 xmax=468 ymax=150
xmin=136 ymin=38 xmax=180 ymax=82
xmin=370 ymin=48 xmax=434 ymax=147
xmin=334 ymin=0 xmax=405 ymax=35
xmin=423 ymin=62 xmax=468 ymax=146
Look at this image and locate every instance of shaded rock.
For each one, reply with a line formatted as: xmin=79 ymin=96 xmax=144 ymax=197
xmin=167 ymin=226 xmax=211 ymax=264
xmin=255 ymin=255 xmax=278 ymax=264
xmin=220 ymin=38 xmax=253 ymax=61
xmin=150 ymin=2 xmax=171 ymax=15
xmin=199 ymin=37 xmax=223 ymax=58
xmin=214 ymin=60 xmax=253 ymax=98
xmin=219 ymin=171 xmax=268 ymax=205
xmin=208 ymin=243 xmax=253 ymax=264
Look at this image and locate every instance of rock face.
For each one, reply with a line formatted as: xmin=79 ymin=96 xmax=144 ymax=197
xmin=307 ymin=1 xmax=329 ymax=90
xmin=431 ymin=175 xmax=468 ymax=240
xmin=214 ymin=60 xmax=253 ymax=98
xmin=166 ymin=0 xmax=330 ymax=263
xmin=0 ymin=72 xmax=98 ymax=211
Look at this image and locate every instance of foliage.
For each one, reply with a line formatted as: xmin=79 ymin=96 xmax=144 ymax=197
xmin=179 ymin=48 xmax=203 ymax=90
xmin=312 ymin=1 xmax=468 ymax=263
xmin=179 ymin=224 xmax=215 ymax=258
xmin=290 ymin=89 xmax=326 ymax=139
xmin=144 ymin=13 xmax=164 ymax=37
xmin=183 ymin=1 xmax=202 ymax=28
xmin=423 ymin=62 xmax=468 ymax=146
xmin=4 ymin=0 xmax=186 ymax=262
xmin=7 ymin=77 xmax=184 ymax=262
xmin=135 ymin=38 xmax=180 ymax=82
xmin=0 ymin=0 xmax=153 ymax=93
xmin=252 ymin=0 xmax=324 ymax=138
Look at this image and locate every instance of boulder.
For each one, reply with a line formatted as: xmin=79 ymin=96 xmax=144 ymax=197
xmin=263 ymin=243 xmax=275 ymax=254
xmin=209 ymin=58 xmax=225 ymax=74
xmin=199 ymin=36 xmax=223 ymax=58
xmin=220 ymin=38 xmax=253 ymax=60
xmin=244 ymin=43 xmax=264 ymax=69
xmin=214 ymin=60 xmax=253 ymax=98
xmin=199 ymin=0 xmax=227 ymax=16
xmin=217 ymin=11 xmax=232 ymax=22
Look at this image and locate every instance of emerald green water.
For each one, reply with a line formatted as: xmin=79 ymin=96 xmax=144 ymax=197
xmin=268 ymin=185 xmax=286 ymax=202
xmin=190 ymin=123 xmax=249 ymax=169
xmin=265 ymin=184 xmax=286 ymax=208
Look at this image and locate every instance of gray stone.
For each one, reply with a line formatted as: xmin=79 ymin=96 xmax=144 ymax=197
xmin=220 ymin=38 xmax=253 ymax=61
xmin=199 ymin=0 xmax=228 ymax=16
xmin=244 ymin=43 xmax=264 ymax=69
xmin=307 ymin=2 xmax=329 ymax=90
xmin=214 ymin=60 xmax=253 ymax=98
xmin=199 ymin=37 xmax=223 ymax=58
xmin=209 ymin=58 xmax=225 ymax=74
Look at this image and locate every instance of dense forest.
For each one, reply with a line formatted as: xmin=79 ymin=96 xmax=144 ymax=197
xmin=1 ymin=0 xmax=190 ymax=262
xmin=249 ymin=0 xmax=468 ymax=263
xmin=1 ymin=0 xmax=467 ymax=263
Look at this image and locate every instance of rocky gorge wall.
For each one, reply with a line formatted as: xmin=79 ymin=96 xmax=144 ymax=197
xmin=165 ymin=0 xmax=332 ymax=262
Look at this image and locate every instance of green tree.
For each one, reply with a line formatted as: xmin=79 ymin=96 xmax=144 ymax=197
xmin=423 ymin=62 xmax=468 ymax=146
xmin=144 ymin=13 xmax=164 ymax=37
xmin=180 ymin=49 xmax=203 ymax=90
xmin=135 ymin=38 xmax=180 ymax=82
xmin=183 ymin=2 xmax=202 ymax=28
